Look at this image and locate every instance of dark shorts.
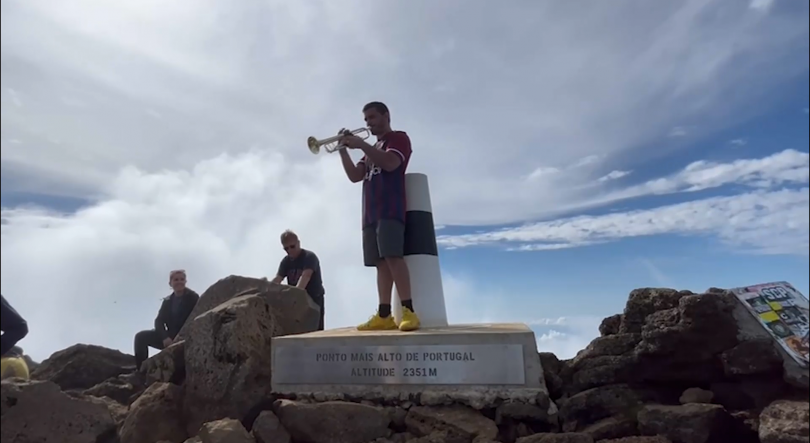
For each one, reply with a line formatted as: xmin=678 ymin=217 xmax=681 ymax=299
xmin=363 ymin=219 xmax=405 ymax=267
xmin=311 ymin=293 xmax=325 ymax=331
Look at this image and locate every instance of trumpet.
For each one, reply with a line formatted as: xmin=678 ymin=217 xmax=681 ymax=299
xmin=307 ymin=127 xmax=371 ymax=154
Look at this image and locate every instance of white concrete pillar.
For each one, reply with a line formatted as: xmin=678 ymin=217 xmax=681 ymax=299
xmin=393 ymin=173 xmax=448 ymax=327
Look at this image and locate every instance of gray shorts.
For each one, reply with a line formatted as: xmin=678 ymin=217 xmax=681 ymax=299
xmin=363 ymin=219 xmax=405 ymax=267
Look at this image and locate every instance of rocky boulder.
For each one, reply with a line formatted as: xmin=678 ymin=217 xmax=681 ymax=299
xmin=198 ymin=418 xmax=255 ymax=443
xmin=120 ymin=382 xmax=187 ymax=443
xmin=32 ymin=343 xmax=136 ymax=390
xmin=637 ymin=404 xmax=734 ymax=443
xmin=406 ymin=404 xmax=500 ymax=443
xmin=176 ymin=275 xmax=320 ymax=340
xmin=758 ymin=400 xmax=809 ymax=443
xmin=275 ymin=399 xmax=391 ymax=443
xmin=1 ymin=379 xmax=117 ymax=443
xmin=142 ymin=339 xmax=187 ymax=385
xmin=516 ymin=433 xmax=593 ymax=443
xmin=83 ymin=372 xmax=145 ymax=405
xmin=252 ymin=410 xmax=292 ymax=443
xmin=183 ymin=293 xmax=279 ymax=435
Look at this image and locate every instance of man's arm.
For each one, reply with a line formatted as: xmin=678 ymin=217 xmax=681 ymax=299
xmin=272 ymin=257 xmax=288 ymax=284
xmin=0 ymin=295 xmax=29 ymax=356
xmin=296 ymin=252 xmax=321 ymax=290
xmin=154 ymin=300 xmax=169 ymax=341
xmin=339 ymin=149 xmax=365 ymax=183
xmin=357 ymin=132 xmax=411 ymax=172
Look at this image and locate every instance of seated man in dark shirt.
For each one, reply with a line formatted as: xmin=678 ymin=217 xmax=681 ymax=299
xmin=134 ymin=270 xmax=200 ymax=370
xmin=272 ymin=230 xmax=326 ymax=331
xmin=1 ymin=294 xmax=29 ymax=357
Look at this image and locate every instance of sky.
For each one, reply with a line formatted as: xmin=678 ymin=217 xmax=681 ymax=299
xmin=1 ymin=0 xmax=808 ymax=362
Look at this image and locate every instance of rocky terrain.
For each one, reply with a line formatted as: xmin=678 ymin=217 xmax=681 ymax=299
xmin=1 ymin=277 xmax=808 ymax=443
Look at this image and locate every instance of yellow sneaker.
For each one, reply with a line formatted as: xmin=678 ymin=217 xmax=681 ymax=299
xmin=398 ymin=307 xmax=421 ymax=332
xmin=357 ymin=312 xmax=398 ymax=331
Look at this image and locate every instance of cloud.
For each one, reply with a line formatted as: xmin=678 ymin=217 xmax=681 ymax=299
xmin=2 ymin=0 xmax=808 ymax=226
xmin=749 ymin=0 xmax=775 ymax=12
xmin=669 ymin=127 xmax=689 ymax=137
xmin=598 ymin=170 xmax=633 ymax=182
xmin=603 ymin=149 xmax=808 ymax=201
xmin=532 ymin=316 xmax=603 ymax=359
xmin=438 ymin=187 xmax=810 ymax=255
xmin=729 ymin=138 xmax=748 ymax=147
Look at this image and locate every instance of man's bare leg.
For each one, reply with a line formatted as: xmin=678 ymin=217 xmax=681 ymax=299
xmin=356 ymin=260 xmax=398 ymax=331
xmin=377 ymin=260 xmax=394 ymax=312
xmin=386 ymin=257 xmax=411 ymax=303
xmin=387 ymin=256 xmax=420 ymax=331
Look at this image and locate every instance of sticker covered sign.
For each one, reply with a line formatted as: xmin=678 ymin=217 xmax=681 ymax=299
xmin=730 ymin=281 xmax=810 ymax=368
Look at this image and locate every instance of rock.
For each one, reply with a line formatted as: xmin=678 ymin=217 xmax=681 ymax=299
xmin=385 ymin=406 xmax=409 ymax=430
xmin=176 ymin=275 xmax=320 ymax=340
xmin=83 ymin=375 xmax=142 ymax=405
xmin=637 ymin=404 xmax=733 ymax=443
xmin=516 ymin=433 xmax=593 ymax=443
xmin=539 ymin=353 xmax=565 ymax=400
xmin=637 ymin=293 xmax=738 ymax=361
xmin=679 ymin=388 xmax=714 ymax=405
xmin=634 ymin=293 xmax=739 ymax=384
xmin=198 ymin=418 xmax=255 ymax=443
xmin=539 ymin=352 xmax=563 ymax=375
xmin=559 ymin=384 xmax=654 ymax=433
xmin=564 ymin=334 xmax=642 ymax=393
xmin=497 ymin=400 xmax=553 ymax=424
xmin=1 ymin=379 xmax=116 ymax=443
xmin=759 ymin=400 xmax=809 ymax=443
xmin=275 ymin=400 xmax=391 ymax=443
xmin=184 ymin=438 xmax=202 ymax=443
xmin=580 ymin=416 xmax=638 ymax=440
xmin=120 ymin=382 xmax=187 ymax=443
xmin=252 ymin=410 xmax=291 ymax=443
xmin=572 ymin=335 xmax=641 ymax=363
xmin=600 ymin=315 xmax=623 ymax=337
xmin=729 ymin=301 xmax=810 ymax=391
xmin=80 ymin=394 xmax=129 ymax=428
xmin=619 ymin=288 xmax=689 ymax=334
xmin=406 ymin=404 xmax=499 ymax=443
xmin=720 ymin=339 xmax=783 ymax=376
xmin=32 ymin=343 xmax=136 ymax=390
xmin=711 ymin=378 xmax=789 ymax=410
xmin=569 ymin=355 xmax=638 ymax=393
xmin=142 ymin=340 xmax=186 ymax=385
xmin=728 ymin=410 xmax=760 ymax=443
xmin=597 ymin=438 xmax=673 ymax=443
xmin=183 ymin=294 xmax=279 ymax=435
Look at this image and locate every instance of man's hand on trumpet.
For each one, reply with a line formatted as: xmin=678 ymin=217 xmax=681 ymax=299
xmin=337 ymin=128 xmax=366 ymax=150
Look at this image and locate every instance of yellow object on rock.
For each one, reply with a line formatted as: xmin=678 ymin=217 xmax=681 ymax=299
xmin=1 ymin=356 xmax=30 ymax=380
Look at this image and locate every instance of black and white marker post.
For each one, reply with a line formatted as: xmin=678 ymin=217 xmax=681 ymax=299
xmin=392 ymin=173 xmax=449 ymax=327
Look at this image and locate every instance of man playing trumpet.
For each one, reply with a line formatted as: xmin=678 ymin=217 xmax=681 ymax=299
xmin=337 ymin=101 xmax=420 ymax=332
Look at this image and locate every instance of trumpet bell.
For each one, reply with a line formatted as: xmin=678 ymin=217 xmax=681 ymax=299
xmin=307 ymin=136 xmax=321 ymax=154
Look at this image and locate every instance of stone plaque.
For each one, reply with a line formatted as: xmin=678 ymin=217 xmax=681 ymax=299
xmin=273 ymin=344 xmax=525 ymax=385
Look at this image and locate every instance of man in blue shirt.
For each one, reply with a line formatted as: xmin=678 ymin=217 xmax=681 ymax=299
xmin=272 ymin=230 xmax=326 ymax=331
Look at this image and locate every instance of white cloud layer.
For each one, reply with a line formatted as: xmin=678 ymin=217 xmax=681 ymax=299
xmin=440 ymin=149 xmax=810 ymax=253
xmin=440 ymin=188 xmax=809 ymax=254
